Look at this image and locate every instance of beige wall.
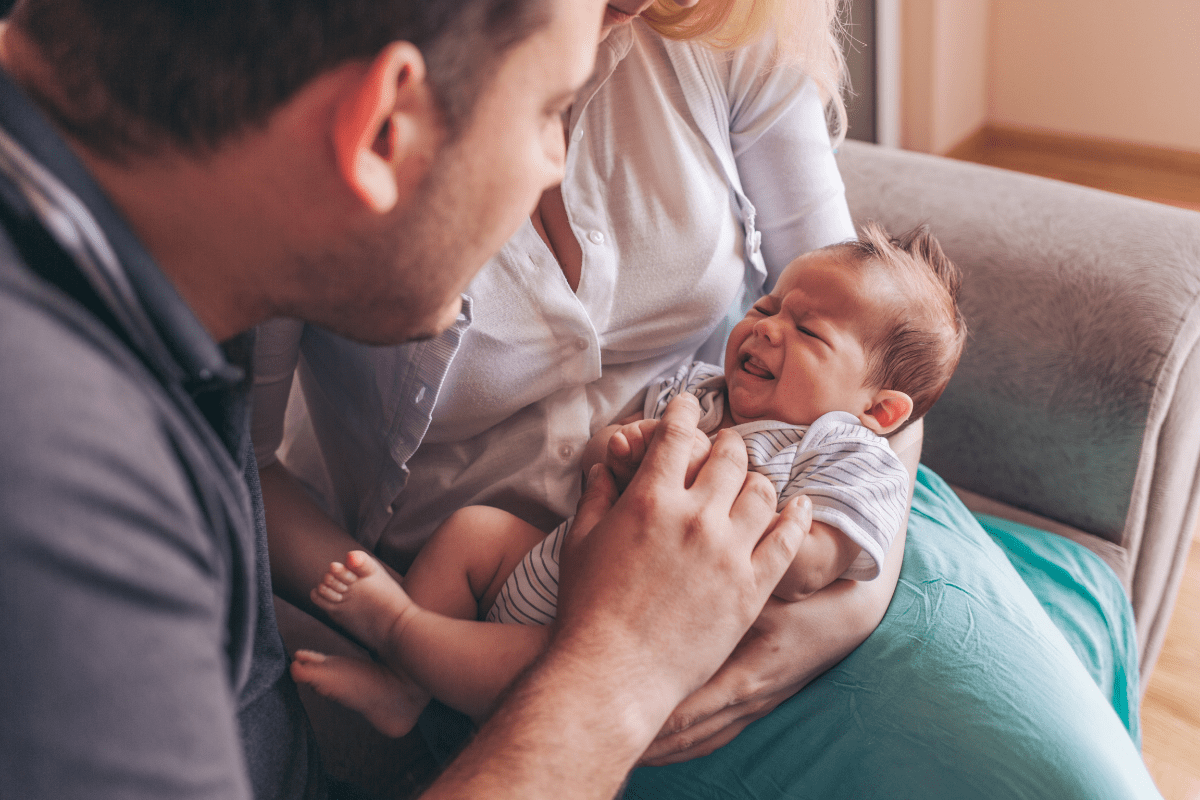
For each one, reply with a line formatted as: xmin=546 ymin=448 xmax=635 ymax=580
xmin=990 ymin=0 xmax=1200 ymax=153
xmin=900 ymin=0 xmax=1200 ymax=155
xmin=900 ymin=0 xmax=989 ymax=153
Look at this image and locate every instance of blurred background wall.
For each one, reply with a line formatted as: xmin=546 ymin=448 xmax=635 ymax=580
xmin=847 ymin=0 xmax=1200 ymax=158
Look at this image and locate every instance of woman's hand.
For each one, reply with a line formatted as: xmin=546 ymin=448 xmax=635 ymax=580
xmin=639 ymin=524 xmax=905 ymax=765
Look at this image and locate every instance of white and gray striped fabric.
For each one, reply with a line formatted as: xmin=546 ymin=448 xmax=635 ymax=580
xmin=487 ymin=361 xmax=909 ymax=624
xmin=486 ymin=517 xmax=567 ymax=626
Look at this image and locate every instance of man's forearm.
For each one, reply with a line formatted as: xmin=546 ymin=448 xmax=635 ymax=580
xmin=422 ymin=642 xmax=669 ymax=799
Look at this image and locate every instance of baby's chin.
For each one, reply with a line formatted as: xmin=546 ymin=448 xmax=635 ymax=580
xmin=724 ymin=392 xmax=760 ymax=426
xmin=726 ymin=391 xmax=820 ymax=428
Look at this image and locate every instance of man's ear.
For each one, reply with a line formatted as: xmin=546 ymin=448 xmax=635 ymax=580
xmin=332 ymin=41 xmax=432 ymax=213
xmin=858 ymin=389 xmax=914 ymax=436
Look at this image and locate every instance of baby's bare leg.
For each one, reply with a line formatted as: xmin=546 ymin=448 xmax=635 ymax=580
xmin=404 ymin=505 xmax=550 ymax=618
xmin=394 ymin=608 xmax=551 ymax=721
xmin=300 ymin=552 xmax=432 ymax=736
xmin=397 ymin=510 xmax=557 ymax=719
xmin=290 ymin=650 xmax=428 ymax=738
xmin=311 ymin=509 xmax=557 ymax=723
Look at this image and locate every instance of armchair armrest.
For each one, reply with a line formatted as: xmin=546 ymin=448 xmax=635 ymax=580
xmin=835 ymin=140 xmax=1200 ymax=682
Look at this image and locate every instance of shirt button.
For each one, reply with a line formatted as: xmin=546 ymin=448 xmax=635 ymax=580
xmin=414 ymin=386 xmax=427 ymax=404
xmin=574 ymin=336 xmax=589 ymax=351
xmin=571 ymin=127 xmax=584 ymax=143
xmin=588 ymin=230 xmax=604 ymax=244
xmin=558 ymin=444 xmax=574 ymax=460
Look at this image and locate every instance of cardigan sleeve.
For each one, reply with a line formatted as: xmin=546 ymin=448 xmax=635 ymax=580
xmin=724 ymin=36 xmax=856 ymax=290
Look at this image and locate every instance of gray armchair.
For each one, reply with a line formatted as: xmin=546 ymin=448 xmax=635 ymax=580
xmin=836 ymin=140 xmax=1200 ymax=683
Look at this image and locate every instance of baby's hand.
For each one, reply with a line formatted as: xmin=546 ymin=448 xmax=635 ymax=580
xmin=606 ymin=418 xmax=713 ymax=491
xmin=606 ymin=419 xmax=659 ymax=491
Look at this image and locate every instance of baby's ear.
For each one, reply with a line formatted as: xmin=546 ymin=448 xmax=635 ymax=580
xmin=858 ymin=390 xmax=913 ymax=435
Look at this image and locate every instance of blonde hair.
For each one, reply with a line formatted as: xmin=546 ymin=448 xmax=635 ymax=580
xmin=641 ymin=0 xmax=848 ymax=144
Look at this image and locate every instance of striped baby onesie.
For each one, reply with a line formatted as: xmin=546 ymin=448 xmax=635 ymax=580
xmin=487 ymin=361 xmax=909 ymax=625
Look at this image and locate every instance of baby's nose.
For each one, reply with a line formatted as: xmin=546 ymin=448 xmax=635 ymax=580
xmin=754 ymin=316 xmax=782 ymax=341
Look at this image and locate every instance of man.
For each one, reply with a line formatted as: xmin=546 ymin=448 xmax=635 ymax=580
xmin=0 ymin=2 xmax=807 ymax=799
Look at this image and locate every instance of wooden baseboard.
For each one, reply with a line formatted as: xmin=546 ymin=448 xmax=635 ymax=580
xmin=944 ymin=124 xmax=1200 ymax=211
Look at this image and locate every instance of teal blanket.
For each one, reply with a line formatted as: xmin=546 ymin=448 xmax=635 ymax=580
xmin=626 ymin=466 xmax=1160 ymax=799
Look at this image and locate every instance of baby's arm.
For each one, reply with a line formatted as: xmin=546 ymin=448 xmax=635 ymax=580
xmin=771 ymin=520 xmax=862 ymax=602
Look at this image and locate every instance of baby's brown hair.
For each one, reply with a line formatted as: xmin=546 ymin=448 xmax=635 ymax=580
xmin=837 ymin=222 xmax=967 ymax=432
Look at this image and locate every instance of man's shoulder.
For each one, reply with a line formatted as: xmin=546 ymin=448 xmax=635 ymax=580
xmin=0 ymin=256 xmax=160 ymax=430
xmin=0 ymin=255 xmax=214 ymax=548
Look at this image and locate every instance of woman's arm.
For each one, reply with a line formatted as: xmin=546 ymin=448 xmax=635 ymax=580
xmin=258 ymin=461 xmax=389 ymax=614
xmin=641 ymin=419 xmax=921 ymax=764
xmin=251 ymin=318 xmax=398 ymax=617
xmin=726 ymin=39 xmax=857 ymax=285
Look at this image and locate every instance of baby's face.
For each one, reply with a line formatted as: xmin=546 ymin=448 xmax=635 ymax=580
xmin=723 ymin=250 xmax=895 ymax=427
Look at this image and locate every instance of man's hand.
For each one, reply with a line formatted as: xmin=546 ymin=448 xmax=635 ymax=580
xmin=422 ymin=394 xmax=813 ymax=800
xmin=637 ymin=420 xmax=921 ymax=765
xmin=554 ymin=394 xmax=813 ymax=741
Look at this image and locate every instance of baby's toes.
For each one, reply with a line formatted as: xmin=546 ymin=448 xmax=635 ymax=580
xmin=321 ymin=569 xmax=350 ymax=594
xmin=313 ymin=583 xmax=343 ymax=604
xmin=344 ymin=550 xmax=378 ymax=579
xmin=327 ymin=560 xmax=359 ymax=587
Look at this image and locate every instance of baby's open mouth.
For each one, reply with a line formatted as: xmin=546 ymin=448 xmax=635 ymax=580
xmin=740 ymin=353 xmax=774 ymax=380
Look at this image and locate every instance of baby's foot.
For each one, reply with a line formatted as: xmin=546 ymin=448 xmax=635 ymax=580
xmin=291 ymin=650 xmax=430 ymax=738
xmin=311 ymin=550 xmax=416 ymax=653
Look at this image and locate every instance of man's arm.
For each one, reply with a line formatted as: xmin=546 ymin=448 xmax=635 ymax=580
xmin=0 ymin=319 xmax=251 ymax=799
xmin=421 ymin=395 xmax=811 ymax=798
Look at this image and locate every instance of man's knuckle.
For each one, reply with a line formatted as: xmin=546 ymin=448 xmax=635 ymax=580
xmin=669 ymin=728 xmax=702 ymax=753
xmin=728 ymin=676 xmax=765 ymax=705
xmin=744 ymin=472 xmax=777 ymax=504
xmin=657 ymin=415 xmax=693 ymax=445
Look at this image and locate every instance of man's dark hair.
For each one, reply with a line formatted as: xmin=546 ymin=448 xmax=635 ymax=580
xmin=9 ymin=0 xmax=550 ymax=159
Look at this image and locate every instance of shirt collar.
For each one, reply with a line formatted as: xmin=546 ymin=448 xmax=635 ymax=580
xmin=0 ymin=66 xmax=242 ymax=390
xmin=569 ymin=21 xmax=636 ymax=132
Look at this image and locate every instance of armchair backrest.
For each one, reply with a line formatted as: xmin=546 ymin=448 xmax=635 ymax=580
xmin=836 ymin=140 xmax=1200 ymax=681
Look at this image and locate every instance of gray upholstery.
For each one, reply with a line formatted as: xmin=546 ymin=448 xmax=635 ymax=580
xmin=836 ymin=140 xmax=1200 ymax=684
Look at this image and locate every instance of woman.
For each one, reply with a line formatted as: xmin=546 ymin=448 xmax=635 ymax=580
xmin=253 ymin=0 xmax=913 ymax=765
